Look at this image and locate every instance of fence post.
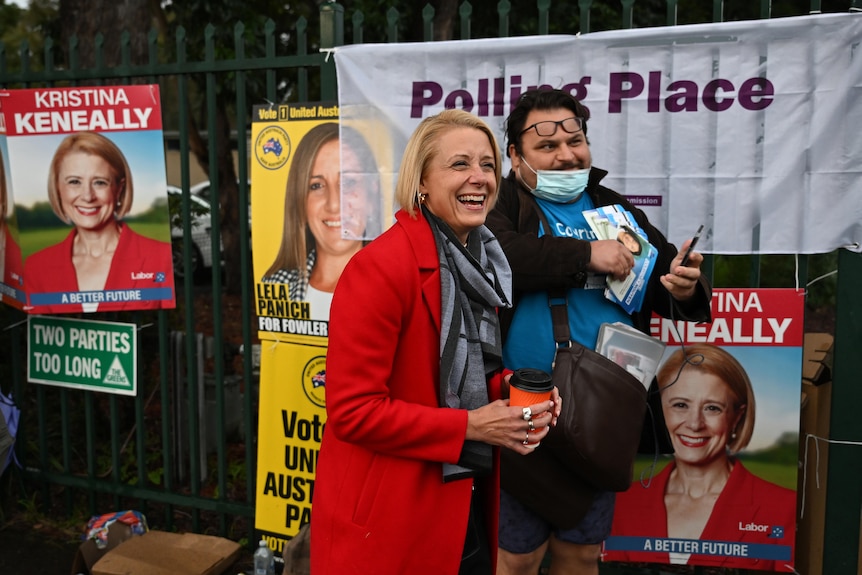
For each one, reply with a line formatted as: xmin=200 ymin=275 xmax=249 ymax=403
xmin=822 ymin=248 xmax=862 ymax=574
xmin=320 ymin=2 xmax=344 ymax=49
xmin=320 ymin=3 xmax=344 ymax=100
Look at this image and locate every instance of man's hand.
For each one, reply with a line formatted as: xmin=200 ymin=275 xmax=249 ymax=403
xmin=588 ymin=239 xmax=635 ymax=281
xmin=660 ymin=237 xmax=703 ymax=301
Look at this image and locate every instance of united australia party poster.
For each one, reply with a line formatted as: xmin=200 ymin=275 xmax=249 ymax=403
xmin=1 ymin=85 xmax=176 ymax=314
xmin=604 ymin=288 xmax=802 ymax=573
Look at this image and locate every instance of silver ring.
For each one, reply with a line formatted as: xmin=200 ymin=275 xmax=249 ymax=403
xmin=522 ymin=407 xmax=532 ymax=421
xmin=522 ymin=432 xmax=530 ymax=445
xmin=528 ymin=419 xmax=535 ymax=431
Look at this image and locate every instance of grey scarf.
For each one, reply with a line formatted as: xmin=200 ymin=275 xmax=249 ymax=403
xmin=423 ymin=207 xmax=513 ymax=482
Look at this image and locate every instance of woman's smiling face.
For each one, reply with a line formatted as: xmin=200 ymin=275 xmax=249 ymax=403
xmin=418 ymin=126 xmax=497 ymax=244
xmin=661 ymin=370 xmax=744 ymax=466
xmin=57 ymin=151 xmax=122 ymax=231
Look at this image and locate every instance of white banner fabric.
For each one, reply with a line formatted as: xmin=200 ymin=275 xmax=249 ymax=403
xmin=334 ymin=13 xmax=862 ymax=255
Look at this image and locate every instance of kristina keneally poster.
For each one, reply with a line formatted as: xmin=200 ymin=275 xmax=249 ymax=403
xmin=0 ymin=85 xmax=175 ymax=314
xmin=604 ymin=288 xmax=803 ymax=572
xmin=0 ymin=117 xmax=24 ymax=309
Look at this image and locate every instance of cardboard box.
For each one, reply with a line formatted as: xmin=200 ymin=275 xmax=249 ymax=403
xmin=801 ymin=332 xmax=833 ymax=385
xmin=71 ymin=522 xmax=137 ymax=575
xmin=90 ymin=530 xmax=241 ymax=575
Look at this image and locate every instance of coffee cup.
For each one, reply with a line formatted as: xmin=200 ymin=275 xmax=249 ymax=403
xmin=509 ymin=368 xmax=553 ymax=408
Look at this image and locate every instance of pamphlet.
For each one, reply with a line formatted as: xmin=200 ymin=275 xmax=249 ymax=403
xmin=583 ymin=204 xmax=657 ymax=314
xmin=595 ymin=322 xmax=666 ymax=390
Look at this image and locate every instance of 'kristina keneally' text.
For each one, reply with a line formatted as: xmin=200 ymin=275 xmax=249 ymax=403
xmin=9 ymin=88 xmax=155 ymax=134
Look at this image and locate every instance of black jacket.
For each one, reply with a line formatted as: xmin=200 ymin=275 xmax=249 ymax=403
xmin=486 ymin=167 xmax=712 ymax=336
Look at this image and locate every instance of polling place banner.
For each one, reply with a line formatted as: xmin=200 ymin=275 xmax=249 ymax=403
xmin=335 ymin=13 xmax=862 ymax=255
xmin=604 ymin=288 xmax=803 ymax=572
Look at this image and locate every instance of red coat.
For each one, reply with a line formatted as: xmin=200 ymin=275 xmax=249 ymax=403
xmin=24 ymin=223 xmax=175 ymax=313
xmin=605 ymin=460 xmax=796 ymax=572
xmin=311 ymin=209 xmax=502 ymax=575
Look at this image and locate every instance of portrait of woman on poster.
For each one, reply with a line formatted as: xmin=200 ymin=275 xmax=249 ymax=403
xmin=24 ymin=131 xmax=175 ymax=314
xmin=0 ymin=149 xmax=23 ymax=300
xmin=607 ymin=343 xmax=796 ymax=572
xmin=616 ymin=225 xmax=643 ymax=256
xmin=261 ymin=122 xmax=381 ymax=317
xmin=311 ymin=109 xmax=561 ymax=575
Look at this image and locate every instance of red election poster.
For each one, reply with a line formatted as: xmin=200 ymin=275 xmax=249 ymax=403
xmin=0 ymin=85 xmax=175 ymax=313
xmin=0 ymin=114 xmax=24 ymax=309
xmin=604 ymin=288 xmax=803 ymax=573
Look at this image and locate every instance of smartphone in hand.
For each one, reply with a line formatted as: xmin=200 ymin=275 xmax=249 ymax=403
xmin=680 ymin=225 xmax=704 ymax=267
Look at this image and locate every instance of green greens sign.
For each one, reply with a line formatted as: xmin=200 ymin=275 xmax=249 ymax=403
xmin=28 ymin=316 xmax=137 ymax=396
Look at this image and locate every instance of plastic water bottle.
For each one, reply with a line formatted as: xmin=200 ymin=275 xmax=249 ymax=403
xmin=253 ymin=538 xmax=275 ymax=575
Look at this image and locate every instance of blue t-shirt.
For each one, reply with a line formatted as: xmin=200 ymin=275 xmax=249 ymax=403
xmin=503 ymin=195 xmax=633 ymax=373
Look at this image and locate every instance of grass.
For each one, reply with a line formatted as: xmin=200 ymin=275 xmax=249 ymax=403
xmin=632 ymin=456 xmax=798 ymax=491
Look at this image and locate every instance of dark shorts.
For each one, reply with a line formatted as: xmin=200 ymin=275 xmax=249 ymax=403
xmin=498 ymin=488 xmax=616 ymax=553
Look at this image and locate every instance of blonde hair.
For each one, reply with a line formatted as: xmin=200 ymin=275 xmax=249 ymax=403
xmin=657 ymin=344 xmax=756 ymax=454
xmin=47 ymin=132 xmax=133 ymax=223
xmin=395 ymin=109 xmax=502 ymax=218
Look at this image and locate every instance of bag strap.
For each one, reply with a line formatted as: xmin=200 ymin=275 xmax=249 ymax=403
xmin=532 ymin=201 xmax=574 ymax=348
xmin=548 ymin=289 xmax=571 ymax=347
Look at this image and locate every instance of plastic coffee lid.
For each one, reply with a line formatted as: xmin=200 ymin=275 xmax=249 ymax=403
xmin=511 ymin=368 xmax=553 ymax=392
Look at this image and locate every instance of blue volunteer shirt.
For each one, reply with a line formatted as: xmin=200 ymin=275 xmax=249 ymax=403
xmin=503 ymin=195 xmax=634 ymax=373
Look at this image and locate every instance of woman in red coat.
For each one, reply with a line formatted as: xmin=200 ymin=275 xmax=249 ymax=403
xmin=605 ymin=344 xmax=796 ymax=572
xmin=311 ymin=109 xmax=561 ymax=575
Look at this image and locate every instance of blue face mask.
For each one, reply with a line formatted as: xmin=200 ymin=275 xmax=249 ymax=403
xmin=520 ymin=157 xmax=590 ymax=203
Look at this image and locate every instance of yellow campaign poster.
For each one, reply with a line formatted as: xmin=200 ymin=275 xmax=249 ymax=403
xmin=250 ymin=103 xmax=393 ymax=548
xmin=254 ymin=341 xmax=326 ymax=548
xmin=250 ymin=102 xmax=390 ymax=344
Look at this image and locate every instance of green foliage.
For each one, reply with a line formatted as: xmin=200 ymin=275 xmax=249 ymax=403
xmin=712 ymin=252 xmax=838 ymax=312
xmin=740 ymin=432 xmax=800 ymax=467
xmin=165 ymin=192 xmax=210 ymax=230
xmin=14 ymin=201 xmax=59 ymax=229
xmin=0 ymin=0 xmax=60 ymax=74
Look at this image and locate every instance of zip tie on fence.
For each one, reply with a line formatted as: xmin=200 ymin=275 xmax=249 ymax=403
xmin=136 ymin=323 xmax=154 ymax=331
xmin=807 ymin=269 xmax=837 ymax=288
xmin=3 ymin=318 xmax=28 ymax=331
xmin=320 ymin=47 xmax=337 ymax=62
xmin=800 ymin=433 xmax=862 ymax=519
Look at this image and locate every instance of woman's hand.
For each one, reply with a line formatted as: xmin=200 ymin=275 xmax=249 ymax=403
xmin=466 ymin=397 xmax=558 ymax=455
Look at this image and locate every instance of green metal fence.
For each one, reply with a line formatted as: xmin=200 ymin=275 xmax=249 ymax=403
xmin=1 ymin=1 xmax=860 ymax=573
